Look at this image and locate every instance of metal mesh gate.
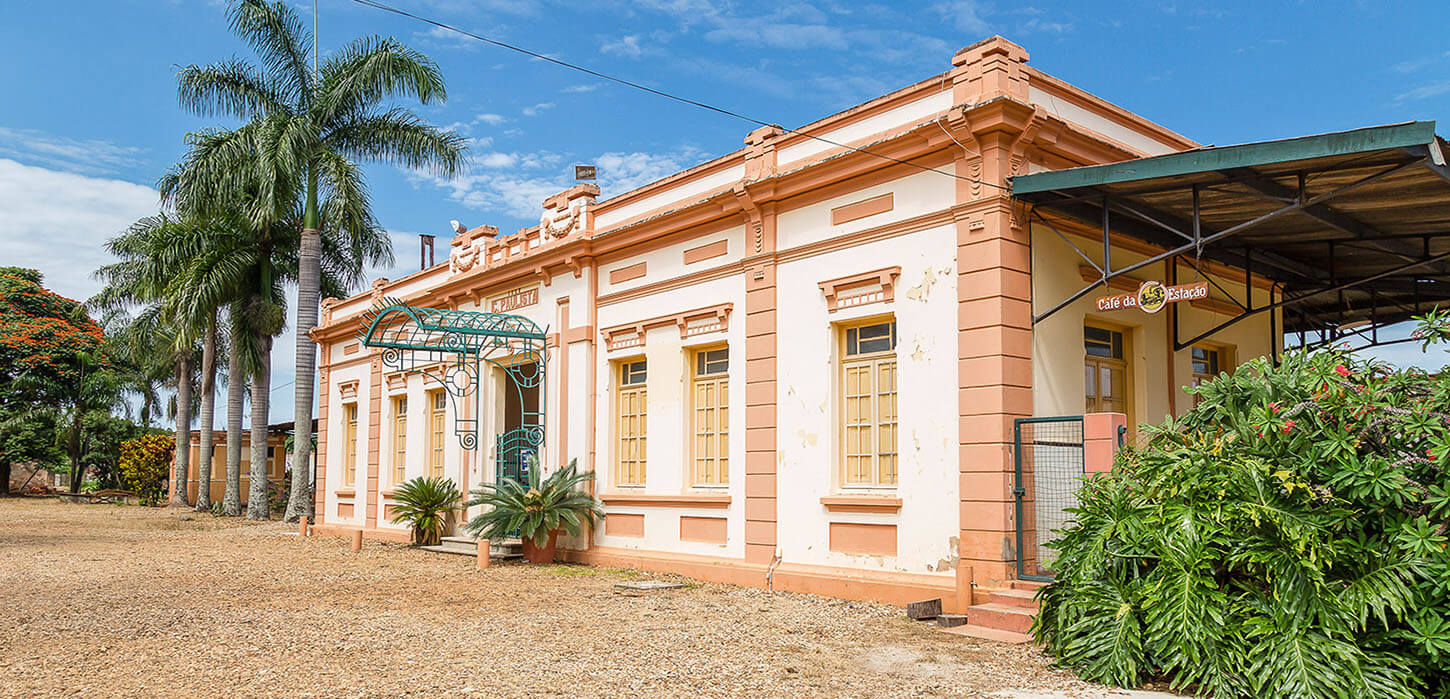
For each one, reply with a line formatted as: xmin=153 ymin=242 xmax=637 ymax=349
xmin=1014 ymin=416 xmax=1085 ymax=581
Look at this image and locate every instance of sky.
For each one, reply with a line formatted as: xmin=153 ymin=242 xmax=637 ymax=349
xmin=3 ymin=0 xmax=1450 ymax=427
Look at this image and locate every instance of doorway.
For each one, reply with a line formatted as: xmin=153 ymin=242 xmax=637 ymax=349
xmin=496 ymin=361 xmax=542 ymax=485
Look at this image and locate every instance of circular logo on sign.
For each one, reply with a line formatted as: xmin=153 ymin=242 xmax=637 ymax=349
xmin=1136 ymin=280 xmax=1167 ymax=314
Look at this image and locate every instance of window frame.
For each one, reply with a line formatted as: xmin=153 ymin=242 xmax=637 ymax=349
xmin=427 ymin=390 xmax=446 ymax=479
xmin=1189 ymin=342 xmax=1233 ymax=407
xmin=391 ymin=395 xmax=408 ymax=485
xmin=615 ymin=358 xmax=648 ymax=487
xmin=689 ymin=345 xmax=729 ymax=488
xmin=343 ymin=402 xmax=358 ymax=488
xmin=1084 ymin=320 xmax=1133 ymax=426
xmin=838 ymin=317 xmax=899 ymax=490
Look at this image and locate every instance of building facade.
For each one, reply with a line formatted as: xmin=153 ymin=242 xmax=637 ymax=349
xmin=307 ymin=37 xmax=1278 ymax=611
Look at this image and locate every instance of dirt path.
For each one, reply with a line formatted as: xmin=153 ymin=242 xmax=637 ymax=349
xmin=0 ymin=498 xmax=1106 ymax=697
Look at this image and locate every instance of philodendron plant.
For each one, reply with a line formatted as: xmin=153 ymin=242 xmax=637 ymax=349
xmin=464 ymin=455 xmax=602 ymax=549
xmin=389 ymin=476 xmax=462 ymax=546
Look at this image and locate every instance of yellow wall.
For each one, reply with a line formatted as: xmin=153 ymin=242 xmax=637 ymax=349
xmin=1031 ymin=222 xmax=1282 ymax=428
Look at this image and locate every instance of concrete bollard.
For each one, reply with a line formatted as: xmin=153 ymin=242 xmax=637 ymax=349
xmin=476 ymin=538 xmax=491 ymax=569
xmin=298 ymin=516 xmax=310 ymax=537
xmin=350 ymin=529 xmax=363 ymax=552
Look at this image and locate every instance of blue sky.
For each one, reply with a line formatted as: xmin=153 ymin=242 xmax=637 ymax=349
xmin=3 ymin=0 xmax=1449 ymax=424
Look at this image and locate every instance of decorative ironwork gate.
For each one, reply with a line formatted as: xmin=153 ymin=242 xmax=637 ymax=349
xmin=1013 ymin=416 xmax=1085 ymax=581
xmin=357 ymin=299 xmax=548 ymax=487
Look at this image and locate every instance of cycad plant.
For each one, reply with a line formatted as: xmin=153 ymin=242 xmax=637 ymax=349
xmin=389 ymin=476 xmax=462 ymax=546
xmin=464 ymin=457 xmax=602 ymax=553
xmin=1034 ymin=339 xmax=1450 ymax=698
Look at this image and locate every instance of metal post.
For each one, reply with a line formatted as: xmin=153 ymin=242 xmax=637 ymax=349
xmin=1102 ymin=196 xmax=1111 ymax=276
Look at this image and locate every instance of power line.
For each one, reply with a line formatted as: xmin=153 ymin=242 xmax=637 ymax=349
xmin=347 ymin=0 xmax=1010 ymax=192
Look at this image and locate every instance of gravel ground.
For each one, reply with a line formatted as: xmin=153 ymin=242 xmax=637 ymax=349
xmin=0 ymin=498 xmax=1117 ymax=698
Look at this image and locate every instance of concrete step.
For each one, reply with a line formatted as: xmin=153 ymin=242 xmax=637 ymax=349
xmin=1010 ymin=579 xmax=1049 ymax=592
xmin=421 ymin=537 xmax=523 ymax=559
xmin=987 ymin=587 xmax=1040 ymax=609
xmin=940 ymin=623 xmax=1033 ymax=645
xmin=964 ymin=603 xmax=1035 ymax=634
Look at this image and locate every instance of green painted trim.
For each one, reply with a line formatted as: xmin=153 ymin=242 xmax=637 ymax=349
xmin=1011 ymin=121 xmax=1437 ymax=195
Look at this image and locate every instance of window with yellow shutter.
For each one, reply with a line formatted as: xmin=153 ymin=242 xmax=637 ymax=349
xmin=691 ymin=347 xmax=729 ymax=487
xmin=343 ymin=403 xmax=358 ymax=487
xmin=428 ymin=390 xmax=445 ymax=479
xmin=616 ymin=360 xmax=648 ymax=486
xmin=840 ymin=320 xmax=898 ymax=488
xmin=392 ymin=396 xmax=408 ymax=484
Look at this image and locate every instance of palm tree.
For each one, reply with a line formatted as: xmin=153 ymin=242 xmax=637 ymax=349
xmin=223 ymin=318 xmax=246 ymax=516
xmin=160 ymin=163 xmax=389 ymax=520
xmin=92 ymin=219 xmax=207 ymax=506
xmin=193 ymin=312 xmax=219 ymax=511
xmin=172 ymin=0 xmax=466 ymax=521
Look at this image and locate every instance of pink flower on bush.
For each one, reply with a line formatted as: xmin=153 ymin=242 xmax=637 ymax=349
xmin=1334 ymin=365 xmax=1351 ymax=377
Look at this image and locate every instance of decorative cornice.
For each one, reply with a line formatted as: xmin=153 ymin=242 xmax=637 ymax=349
xmin=600 ymin=303 xmax=733 ymax=351
xmin=818 ymin=267 xmax=902 ymax=312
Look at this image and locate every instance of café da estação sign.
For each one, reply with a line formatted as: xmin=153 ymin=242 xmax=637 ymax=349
xmin=1096 ymin=279 xmax=1209 ymax=314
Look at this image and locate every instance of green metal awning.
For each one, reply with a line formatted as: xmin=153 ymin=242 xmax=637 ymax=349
xmin=356 ymin=298 xmax=548 ymax=451
xmin=359 ymin=299 xmax=547 ymax=354
xmin=1010 ymin=121 xmax=1450 ymax=352
xmin=1013 ymin=122 xmax=1441 ymax=196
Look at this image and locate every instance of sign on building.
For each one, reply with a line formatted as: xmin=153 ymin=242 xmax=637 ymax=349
xmin=1096 ymin=280 xmax=1208 ymax=314
xmin=489 ymin=284 xmax=540 ymax=314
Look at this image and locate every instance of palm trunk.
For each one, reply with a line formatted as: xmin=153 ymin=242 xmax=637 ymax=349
xmin=223 ymin=338 xmax=244 ymax=516
xmin=246 ymin=333 xmax=272 ymax=520
xmin=284 ymin=214 xmax=321 ymax=522
xmin=68 ymin=412 xmax=83 ymax=494
xmin=195 ymin=315 xmax=218 ymax=511
xmin=170 ymin=354 xmax=193 ymax=507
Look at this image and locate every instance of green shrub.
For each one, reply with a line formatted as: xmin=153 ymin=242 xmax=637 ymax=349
xmin=389 ymin=476 xmax=461 ymax=546
xmin=464 ymin=456 xmax=602 ymax=548
xmin=117 ymin=433 xmax=172 ymax=505
xmin=1035 ymin=347 xmax=1450 ymax=698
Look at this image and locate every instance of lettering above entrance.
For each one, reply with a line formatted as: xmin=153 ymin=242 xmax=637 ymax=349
xmin=1095 ymin=280 xmax=1207 ymax=314
xmin=488 ymin=284 xmax=540 ymax=314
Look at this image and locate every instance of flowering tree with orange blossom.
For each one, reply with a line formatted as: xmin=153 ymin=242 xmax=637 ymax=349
xmin=0 ymin=267 xmax=118 ymax=493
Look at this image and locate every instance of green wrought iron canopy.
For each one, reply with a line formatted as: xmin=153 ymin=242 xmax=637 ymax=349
xmin=357 ymin=298 xmax=548 ymax=451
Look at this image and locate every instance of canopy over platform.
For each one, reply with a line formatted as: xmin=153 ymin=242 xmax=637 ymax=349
xmin=1012 ymin=121 xmax=1450 ymax=351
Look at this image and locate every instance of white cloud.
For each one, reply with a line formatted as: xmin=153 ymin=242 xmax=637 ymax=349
xmin=705 ymin=23 xmax=848 ymax=50
xmin=1396 ymin=81 xmax=1450 ymax=103
xmin=476 ymin=152 xmax=519 ymax=168
xmin=521 ymin=102 xmax=555 ymax=117
xmin=932 ymin=0 xmax=992 ymax=35
xmin=0 ymin=158 xmax=160 ymax=304
xmin=563 ymin=84 xmax=601 ymax=93
xmin=602 ymin=34 xmax=644 ymax=57
xmin=475 ymin=113 xmax=507 ymax=125
xmin=0 ymin=125 xmax=147 ymax=176
xmin=416 ymin=145 xmax=708 ymax=221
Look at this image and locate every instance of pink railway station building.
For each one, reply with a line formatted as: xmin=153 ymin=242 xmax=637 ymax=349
xmin=306 ymin=36 xmax=1450 ymax=634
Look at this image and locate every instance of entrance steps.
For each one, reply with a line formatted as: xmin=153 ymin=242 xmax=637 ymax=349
xmin=419 ymin=535 xmax=523 ymax=560
xmin=942 ymin=579 xmax=1046 ymax=644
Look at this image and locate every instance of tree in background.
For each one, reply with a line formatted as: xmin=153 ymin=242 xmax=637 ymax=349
xmin=0 ymin=268 xmax=117 ymax=493
xmin=171 ymin=0 xmax=465 ymax=522
xmin=118 ymin=433 xmax=174 ymax=505
xmin=92 ymin=223 xmax=202 ymax=508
